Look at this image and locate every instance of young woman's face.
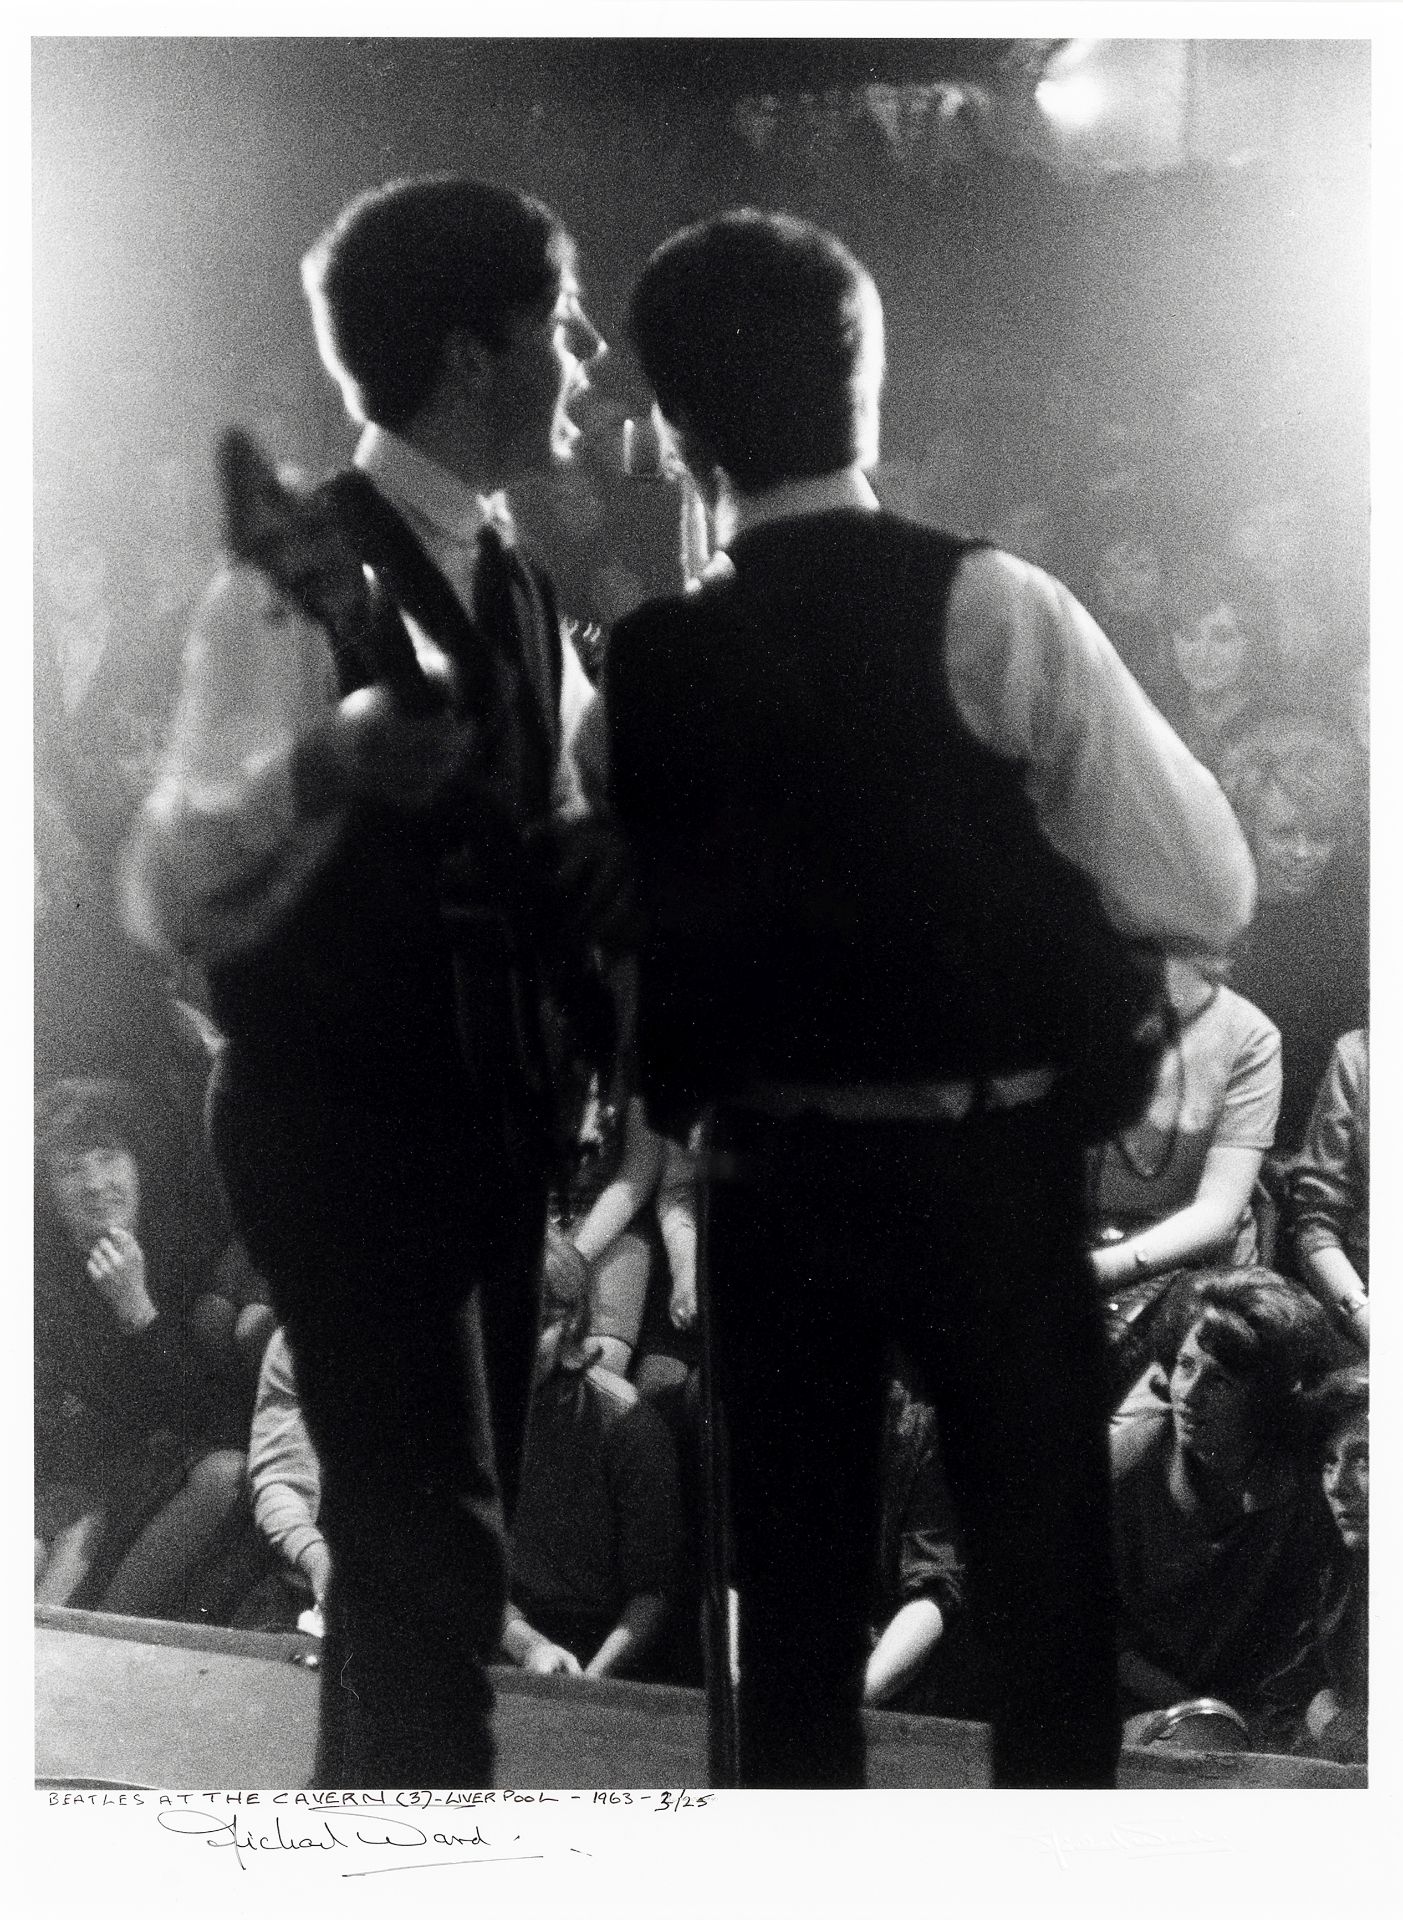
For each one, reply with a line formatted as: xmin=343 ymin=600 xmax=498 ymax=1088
xmin=48 ymin=1144 xmax=140 ymax=1249
xmin=1168 ymin=1324 xmax=1259 ymax=1468
xmin=1321 ymin=1413 xmax=1369 ymax=1551
xmin=1172 ymin=602 xmax=1251 ymax=703
xmin=1250 ymin=781 xmax=1338 ymax=904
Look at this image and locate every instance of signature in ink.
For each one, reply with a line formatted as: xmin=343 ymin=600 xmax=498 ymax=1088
xmin=156 ymin=1807 xmax=491 ymax=1871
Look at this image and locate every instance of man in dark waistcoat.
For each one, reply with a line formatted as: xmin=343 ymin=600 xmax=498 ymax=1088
xmin=576 ymin=209 xmax=1257 ymax=1787
xmin=122 ymin=175 xmax=606 ymax=1785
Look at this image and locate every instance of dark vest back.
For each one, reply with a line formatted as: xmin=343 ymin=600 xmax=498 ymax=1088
xmin=206 ymin=473 xmax=562 ymax=1104
xmin=607 ymin=508 xmax=1126 ymax=1112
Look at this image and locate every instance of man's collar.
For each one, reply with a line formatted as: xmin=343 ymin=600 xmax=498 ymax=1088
xmin=354 ymin=423 xmax=504 ymax=545
xmin=718 ymin=466 xmax=879 ymax=549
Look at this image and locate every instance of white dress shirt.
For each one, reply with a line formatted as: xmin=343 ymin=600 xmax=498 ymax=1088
xmin=123 ymin=426 xmax=594 ymax=960
xmin=573 ymin=467 xmax=1256 ymax=961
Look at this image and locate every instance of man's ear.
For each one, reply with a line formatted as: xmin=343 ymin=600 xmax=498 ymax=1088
xmin=440 ymin=326 xmax=496 ymax=392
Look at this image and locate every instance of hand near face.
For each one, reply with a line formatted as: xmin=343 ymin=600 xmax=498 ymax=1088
xmin=86 ymin=1228 xmax=157 ymax=1331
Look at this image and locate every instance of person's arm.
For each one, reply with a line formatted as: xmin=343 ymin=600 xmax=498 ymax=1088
xmin=246 ymin=1332 xmax=327 ymax=1586
xmin=656 ymin=1137 xmax=699 ymax=1331
xmin=500 ymin=1601 xmax=583 ymax=1676
xmin=583 ymin=1593 xmax=671 ymax=1679
xmin=35 ymin=1510 xmax=108 ymax=1607
xmin=1299 ymin=1246 xmax=1369 ymax=1348
xmin=121 ymin=563 xmax=472 ymax=963
xmin=864 ymin=1598 xmax=946 ymax=1707
xmin=1291 ymin=1034 xmax=1369 ymax=1343
xmin=945 ymin=550 xmax=1256 ymax=957
xmin=571 ymin=1097 xmax=665 ymax=1265
xmin=1089 ymin=1144 xmax=1266 ymax=1290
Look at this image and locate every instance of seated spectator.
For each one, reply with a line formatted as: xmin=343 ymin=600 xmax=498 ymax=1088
xmin=244 ymin=1327 xmax=330 ymax=1636
xmin=501 ymin=1230 xmax=684 ymax=1680
xmin=1259 ymin=1365 xmax=1368 ymax=1763
xmin=1289 ymin=1029 xmax=1369 ymax=1350
xmin=566 ymin=1092 xmax=665 ymax=1378
xmin=630 ymin=1129 xmax=702 ymax=1407
xmin=1110 ymin=1269 xmax=1339 ymax=1741
xmin=562 ymin=1090 xmax=700 ymax=1401
xmin=865 ymin=1370 xmax=980 ymax=1718
xmin=1086 ymin=956 xmax=1281 ymax=1400
xmin=1150 ymin=551 xmax=1275 ymax=773
xmin=1217 ymin=716 xmax=1367 ymax=1148
xmin=35 ymin=1079 xmax=246 ymax=1615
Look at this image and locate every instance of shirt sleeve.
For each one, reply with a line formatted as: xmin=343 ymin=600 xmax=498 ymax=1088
xmin=552 ymin=627 xmax=600 ymax=818
xmin=944 ymin=549 xmax=1257 ymax=956
xmin=893 ymin=1427 xmax=966 ymax=1618
xmin=119 ymin=563 xmax=345 ymax=963
xmin=1213 ymin=999 xmax=1284 ymax=1151
xmin=1291 ymin=1030 xmax=1369 ymax=1260
xmin=247 ymin=1330 xmax=325 ymax=1573
xmin=567 ymin=678 xmax=613 ymax=820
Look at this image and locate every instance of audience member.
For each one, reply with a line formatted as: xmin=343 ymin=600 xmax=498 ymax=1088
xmin=1086 ymin=956 xmax=1281 ymax=1399
xmin=1218 ymin=716 xmax=1368 ymax=1147
xmin=864 ymin=1371 xmax=979 ymax=1717
xmin=567 ymin=1092 xmax=666 ymax=1377
xmin=1289 ymin=1029 xmax=1369 ymax=1349
xmin=245 ymin=1327 xmax=330 ymax=1635
xmin=502 ymin=1230 xmax=684 ymax=1680
xmin=1110 ymin=1270 xmax=1340 ymax=1740
xmin=35 ymin=1079 xmax=246 ymax=1615
xmin=1257 ymin=1364 xmax=1368 ymax=1762
xmin=1151 ymin=551 xmax=1275 ymax=773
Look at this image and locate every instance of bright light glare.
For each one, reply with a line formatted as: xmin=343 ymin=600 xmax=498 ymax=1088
xmin=1036 ymin=73 xmax=1105 ymax=130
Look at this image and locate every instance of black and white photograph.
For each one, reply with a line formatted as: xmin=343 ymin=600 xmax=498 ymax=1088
xmin=26 ymin=9 xmax=1394 ymax=1912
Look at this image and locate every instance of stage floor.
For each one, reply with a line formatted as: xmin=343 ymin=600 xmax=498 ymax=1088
xmin=36 ymin=1607 xmax=1364 ymax=1791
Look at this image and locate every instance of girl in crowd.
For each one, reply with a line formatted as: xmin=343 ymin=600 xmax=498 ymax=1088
xmin=1217 ymin=716 xmax=1367 ymax=1148
xmin=34 ymin=1078 xmax=247 ymax=1614
xmin=1110 ymin=1270 xmax=1338 ymax=1739
xmin=561 ymin=1089 xmax=699 ymax=1398
xmin=1151 ymin=551 xmax=1276 ymax=775
xmin=1258 ymin=1364 xmax=1368 ymax=1763
xmin=1086 ymin=956 xmax=1281 ymax=1403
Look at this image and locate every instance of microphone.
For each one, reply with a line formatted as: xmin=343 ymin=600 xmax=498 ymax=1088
xmin=620 ymin=414 xmax=683 ymax=483
xmin=619 ymin=415 xmax=714 ymax=590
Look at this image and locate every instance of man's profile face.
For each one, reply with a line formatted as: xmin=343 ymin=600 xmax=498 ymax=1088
xmin=484 ymin=270 xmax=606 ymax=479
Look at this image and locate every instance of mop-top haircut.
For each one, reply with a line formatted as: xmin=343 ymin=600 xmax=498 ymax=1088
xmin=302 ymin=173 xmax=574 ymax=431
xmin=627 ymin=208 xmax=884 ymax=492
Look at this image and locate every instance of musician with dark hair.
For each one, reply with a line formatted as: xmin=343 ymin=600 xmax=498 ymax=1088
xmin=122 ymin=174 xmax=607 ymax=1785
xmin=578 ymin=208 xmax=1257 ymax=1787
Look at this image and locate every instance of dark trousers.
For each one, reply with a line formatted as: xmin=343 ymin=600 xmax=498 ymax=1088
xmin=707 ymin=1096 xmax=1120 ymax=1789
xmin=210 ymin=1056 xmax=547 ymax=1787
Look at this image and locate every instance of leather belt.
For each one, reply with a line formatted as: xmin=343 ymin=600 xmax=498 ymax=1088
xmin=730 ymin=1065 xmax=1058 ymax=1124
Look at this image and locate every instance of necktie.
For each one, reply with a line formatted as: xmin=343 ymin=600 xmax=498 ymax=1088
xmin=472 ymin=523 xmax=553 ymax=817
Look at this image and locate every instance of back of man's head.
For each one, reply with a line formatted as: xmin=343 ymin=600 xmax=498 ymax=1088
xmin=627 ymin=208 xmax=884 ymax=494
xmin=302 ymin=174 xmax=573 ymax=432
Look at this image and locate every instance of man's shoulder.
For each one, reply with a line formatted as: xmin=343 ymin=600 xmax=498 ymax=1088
xmin=612 ymin=580 xmax=724 ymax=647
